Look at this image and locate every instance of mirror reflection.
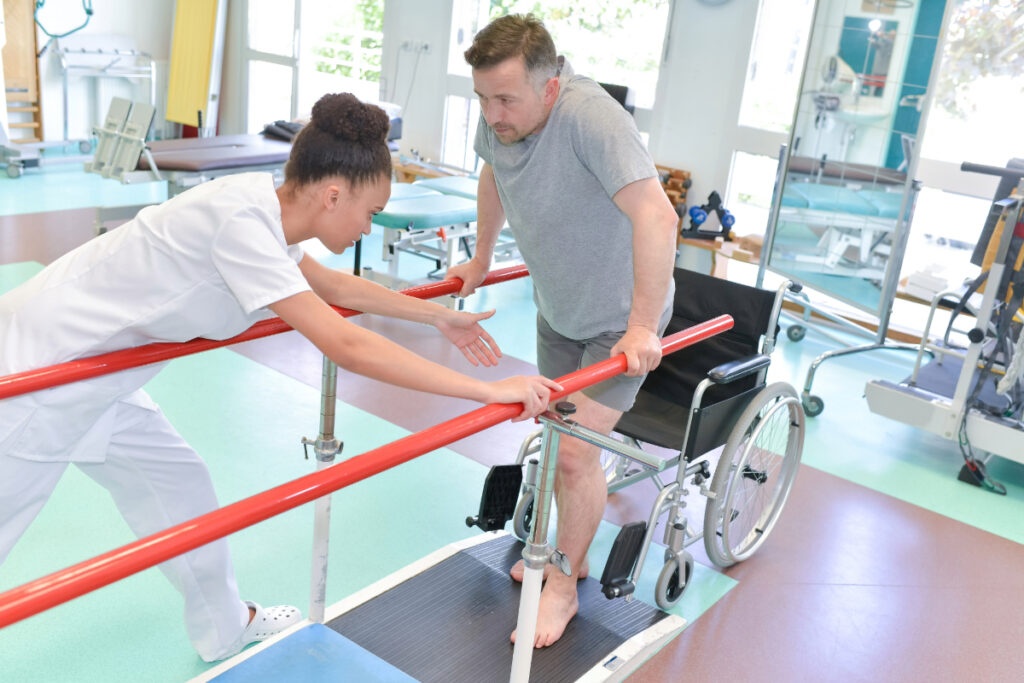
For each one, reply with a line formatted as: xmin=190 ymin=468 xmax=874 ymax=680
xmin=839 ymin=17 xmax=898 ymax=99
xmin=767 ymin=0 xmax=946 ymax=315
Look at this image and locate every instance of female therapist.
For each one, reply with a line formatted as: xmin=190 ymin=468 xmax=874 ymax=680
xmin=0 ymin=93 xmax=560 ymax=661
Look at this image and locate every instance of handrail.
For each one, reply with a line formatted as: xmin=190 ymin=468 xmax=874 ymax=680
xmin=0 ymin=265 xmax=529 ymax=401
xmin=0 ymin=314 xmax=733 ymax=629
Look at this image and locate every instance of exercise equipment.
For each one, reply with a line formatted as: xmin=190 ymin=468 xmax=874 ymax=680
xmin=681 ymin=191 xmax=735 ymax=241
xmin=865 ymin=160 xmax=1024 ymax=494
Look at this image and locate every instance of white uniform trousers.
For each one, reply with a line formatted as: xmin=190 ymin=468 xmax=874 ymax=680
xmin=0 ymin=401 xmax=249 ymax=662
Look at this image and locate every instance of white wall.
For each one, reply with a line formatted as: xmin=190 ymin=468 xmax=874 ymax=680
xmin=34 ymin=0 xmax=175 ymax=141
xmin=647 ymin=0 xmax=768 ymax=213
xmin=379 ymin=0 xmax=454 ymax=161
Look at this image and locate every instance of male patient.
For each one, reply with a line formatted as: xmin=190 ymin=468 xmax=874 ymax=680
xmin=447 ymin=14 xmax=678 ymax=647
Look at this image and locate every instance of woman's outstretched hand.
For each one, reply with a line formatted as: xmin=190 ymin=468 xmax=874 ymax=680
xmin=485 ymin=375 xmax=563 ymax=421
xmin=435 ymin=308 xmax=502 ymax=367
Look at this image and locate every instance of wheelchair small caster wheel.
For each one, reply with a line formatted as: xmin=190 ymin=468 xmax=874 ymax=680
xmin=655 ymin=551 xmax=694 ymax=610
xmin=786 ymin=325 xmax=806 ymax=342
xmin=6 ymin=164 xmax=23 ymax=179
xmin=512 ymin=490 xmax=534 ymax=541
xmin=803 ymin=395 xmax=824 ymax=417
xmin=79 ymin=140 xmax=93 ymax=154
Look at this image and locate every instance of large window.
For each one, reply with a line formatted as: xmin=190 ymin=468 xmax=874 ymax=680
xmin=299 ymin=0 xmax=385 ymax=115
xmin=243 ymin=0 xmax=385 ymax=133
xmin=727 ymin=0 xmax=816 ymax=237
xmin=737 ymin=0 xmax=816 ymax=134
xmin=919 ymin=0 xmax=1024 ymax=167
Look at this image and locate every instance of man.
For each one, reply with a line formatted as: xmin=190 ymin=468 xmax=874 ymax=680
xmin=447 ymin=14 xmax=678 ymax=648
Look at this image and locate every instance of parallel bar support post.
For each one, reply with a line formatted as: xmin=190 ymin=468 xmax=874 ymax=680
xmin=509 ymin=422 xmax=561 ymax=683
xmin=306 ymin=357 xmax=342 ymax=624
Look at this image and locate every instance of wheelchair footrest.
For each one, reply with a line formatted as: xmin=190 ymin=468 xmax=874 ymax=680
xmin=600 ymin=521 xmax=647 ymax=599
xmin=465 ymin=465 xmax=523 ymax=532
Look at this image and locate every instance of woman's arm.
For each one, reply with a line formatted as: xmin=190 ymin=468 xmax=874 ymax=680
xmin=298 ymin=254 xmax=502 ymax=366
xmin=268 ymin=290 xmax=559 ymax=420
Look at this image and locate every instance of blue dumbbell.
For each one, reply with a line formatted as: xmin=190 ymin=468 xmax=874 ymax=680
xmin=720 ymin=211 xmax=735 ymax=228
xmin=689 ymin=206 xmax=707 ymax=226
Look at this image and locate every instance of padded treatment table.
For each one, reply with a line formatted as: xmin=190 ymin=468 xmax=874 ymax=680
xmin=776 ymin=181 xmax=907 ymax=278
xmin=351 ymin=182 xmax=437 ymax=276
xmin=113 ymin=134 xmax=293 ymax=193
xmin=134 ymin=134 xmax=292 ymax=173
xmin=93 ymin=134 xmax=294 ymax=232
xmin=413 ymin=175 xmax=479 ymax=200
xmin=411 ymin=175 xmax=523 ymax=267
xmin=362 ymin=189 xmax=478 ymax=288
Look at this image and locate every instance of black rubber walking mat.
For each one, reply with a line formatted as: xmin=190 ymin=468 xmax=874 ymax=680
xmin=327 ymin=534 xmax=671 ymax=682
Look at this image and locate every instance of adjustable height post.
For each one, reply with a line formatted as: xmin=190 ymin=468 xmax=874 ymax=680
xmin=304 ymin=357 xmax=343 ymax=624
xmin=509 ymin=421 xmax=561 ymax=683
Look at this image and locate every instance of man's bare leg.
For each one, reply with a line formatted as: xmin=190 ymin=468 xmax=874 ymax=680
xmin=511 ymin=393 xmax=623 ymax=647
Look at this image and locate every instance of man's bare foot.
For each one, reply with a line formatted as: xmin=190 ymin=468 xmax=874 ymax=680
xmin=510 ymin=578 xmax=579 ymax=648
xmin=509 ymin=557 xmax=589 ymax=582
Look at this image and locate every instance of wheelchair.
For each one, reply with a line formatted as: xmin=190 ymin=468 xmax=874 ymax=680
xmin=468 ymin=267 xmax=805 ymax=610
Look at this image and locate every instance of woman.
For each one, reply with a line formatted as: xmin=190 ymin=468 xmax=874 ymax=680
xmin=0 ymin=93 xmax=559 ymax=661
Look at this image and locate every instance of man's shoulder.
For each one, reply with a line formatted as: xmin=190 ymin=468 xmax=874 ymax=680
xmin=555 ymin=77 xmax=629 ymax=129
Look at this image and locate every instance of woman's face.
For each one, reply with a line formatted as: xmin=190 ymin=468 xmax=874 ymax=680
xmin=319 ymin=175 xmax=390 ymax=254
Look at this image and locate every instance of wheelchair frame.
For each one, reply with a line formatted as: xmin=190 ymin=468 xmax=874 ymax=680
xmin=508 ymin=278 xmax=806 ymax=610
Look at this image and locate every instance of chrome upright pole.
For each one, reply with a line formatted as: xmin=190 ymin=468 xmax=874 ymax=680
xmin=304 ymin=357 xmax=343 ymax=623
xmin=509 ymin=419 xmax=561 ymax=683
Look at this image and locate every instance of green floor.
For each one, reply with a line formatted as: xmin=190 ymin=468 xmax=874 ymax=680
xmin=0 ymin=160 xmax=167 ymax=216
xmin=772 ymin=326 xmax=1024 ymax=544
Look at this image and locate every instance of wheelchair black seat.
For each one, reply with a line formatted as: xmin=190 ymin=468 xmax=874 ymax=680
xmin=615 ymin=268 xmax=777 ymax=455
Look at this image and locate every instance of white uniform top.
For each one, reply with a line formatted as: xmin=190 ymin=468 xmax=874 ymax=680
xmin=0 ymin=173 xmax=310 ymax=462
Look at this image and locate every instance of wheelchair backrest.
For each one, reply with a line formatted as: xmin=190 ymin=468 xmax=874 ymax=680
xmin=642 ymin=267 xmax=777 ymax=410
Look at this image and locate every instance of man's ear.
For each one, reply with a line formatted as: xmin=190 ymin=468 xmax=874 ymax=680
xmin=543 ymin=76 xmax=560 ymax=107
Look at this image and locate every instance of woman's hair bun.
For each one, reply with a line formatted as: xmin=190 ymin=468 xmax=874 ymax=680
xmin=311 ymin=93 xmax=389 ymax=146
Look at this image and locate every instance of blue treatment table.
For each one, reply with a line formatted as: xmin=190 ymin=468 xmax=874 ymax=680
xmin=350 ymin=182 xmax=438 ymax=277
xmin=411 ymin=175 xmax=522 ymax=268
xmin=360 ymin=188 xmax=478 ymax=288
xmin=777 ymin=181 xmax=907 ymax=279
xmin=413 ymin=175 xmax=479 ymax=200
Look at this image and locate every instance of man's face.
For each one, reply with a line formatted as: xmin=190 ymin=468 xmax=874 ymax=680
xmin=472 ymin=56 xmax=557 ymax=145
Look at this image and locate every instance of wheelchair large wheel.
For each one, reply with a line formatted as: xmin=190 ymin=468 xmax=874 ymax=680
xmin=703 ymin=382 xmax=804 ymax=568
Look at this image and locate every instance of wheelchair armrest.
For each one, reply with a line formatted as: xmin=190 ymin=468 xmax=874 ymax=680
xmin=707 ymin=354 xmax=771 ymax=384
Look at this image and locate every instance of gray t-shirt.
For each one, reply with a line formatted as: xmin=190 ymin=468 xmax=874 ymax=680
xmin=475 ymin=60 xmax=671 ymax=340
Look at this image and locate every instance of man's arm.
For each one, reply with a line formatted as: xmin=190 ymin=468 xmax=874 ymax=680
xmin=446 ymin=163 xmax=507 ymax=297
xmin=610 ymin=176 xmax=679 ymax=376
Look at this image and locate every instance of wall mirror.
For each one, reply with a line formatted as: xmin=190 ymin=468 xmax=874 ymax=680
xmin=764 ymin=0 xmax=948 ymax=319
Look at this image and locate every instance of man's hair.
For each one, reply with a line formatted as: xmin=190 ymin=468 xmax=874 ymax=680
xmin=464 ymin=14 xmax=558 ymax=88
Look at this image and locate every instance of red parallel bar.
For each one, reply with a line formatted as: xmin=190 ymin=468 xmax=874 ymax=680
xmin=0 ymin=265 xmax=529 ymax=401
xmin=0 ymin=314 xmax=733 ymax=629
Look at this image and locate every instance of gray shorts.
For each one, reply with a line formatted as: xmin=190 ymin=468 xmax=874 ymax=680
xmin=536 ymin=309 xmax=672 ymax=413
